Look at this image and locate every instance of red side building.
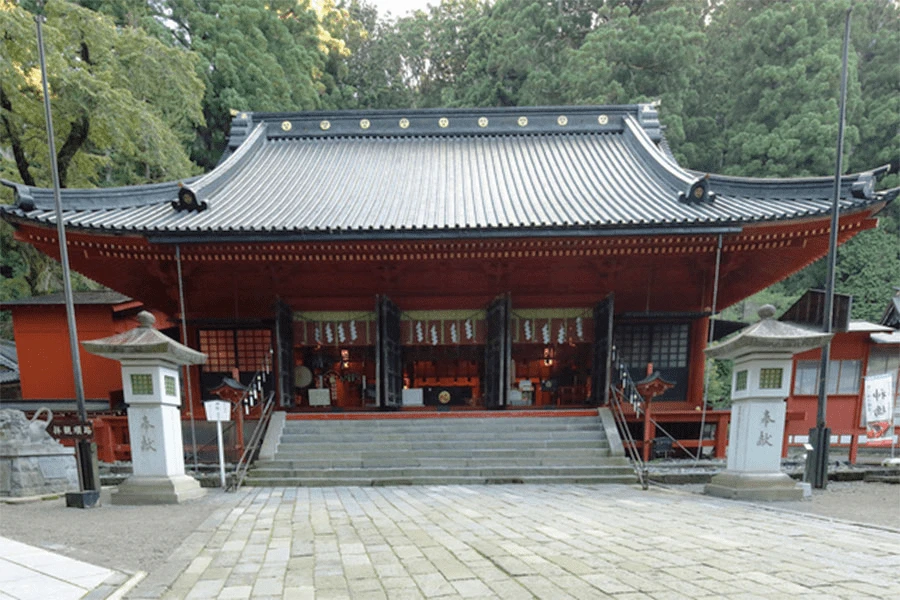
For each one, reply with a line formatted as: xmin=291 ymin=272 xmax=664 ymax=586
xmin=783 ymin=290 xmax=900 ymax=461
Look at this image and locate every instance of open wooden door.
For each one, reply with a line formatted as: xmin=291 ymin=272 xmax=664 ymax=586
xmin=376 ymin=295 xmax=403 ymax=409
xmin=591 ymin=293 xmax=614 ymax=406
xmin=484 ymin=294 xmax=511 ymax=409
xmin=274 ymin=299 xmax=294 ymax=407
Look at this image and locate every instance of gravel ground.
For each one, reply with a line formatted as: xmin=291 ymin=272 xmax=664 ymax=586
xmin=0 ymin=489 xmax=236 ymax=575
xmin=1 ymin=479 xmax=897 ymax=579
xmin=663 ymin=480 xmax=900 ymax=530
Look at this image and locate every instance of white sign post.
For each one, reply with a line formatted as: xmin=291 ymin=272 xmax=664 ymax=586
xmin=204 ymin=400 xmax=232 ymax=488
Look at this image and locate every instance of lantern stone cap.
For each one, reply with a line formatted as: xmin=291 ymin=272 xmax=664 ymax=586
xmin=705 ymin=304 xmax=832 ymax=360
xmin=81 ymin=311 xmax=207 ymax=366
xmin=635 ymin=371 xmax=676 ymax=402
xmin=209 ymin=377 xmax=246 ymax=392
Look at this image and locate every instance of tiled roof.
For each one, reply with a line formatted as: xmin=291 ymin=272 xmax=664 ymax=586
xmin=0 ymin=340 xmax=18 ymax=384
xmin=2 ymin=105 xmax=895 ymax=243
xmin=0 ymin=291 xmax=132 ymax=307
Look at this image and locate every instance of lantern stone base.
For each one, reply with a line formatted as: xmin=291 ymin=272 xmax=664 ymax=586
xmin=111 ymin=474 xmax=206 ymax=505
xmin=705 ymin=471 xmax=804 ymax=502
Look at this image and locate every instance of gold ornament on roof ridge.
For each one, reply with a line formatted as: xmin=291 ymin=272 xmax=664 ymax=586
xmin=557 ymin=115 xmax=568 ymax=126
xmin=399 ymin=118 xmax=410 ymax=129
xmin=439 ymin=117 xmax=449 ymax=128
xmin=320 ymin=120 xmax=331 ymax=131
xmin=478 ymin=117 xmax=488 ymax=128
xmin=598 ymin=114 xmax=609 ymax=125
xmin=360 ymin=119 xmax=371 ymax=130
xmin=517 ymin=116 xmax=528 ymax=127
xmin=281 ymin=121 xmax=292 ymax=132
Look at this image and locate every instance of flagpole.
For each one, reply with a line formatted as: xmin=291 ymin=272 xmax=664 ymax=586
xmin=35 ymin=10 xmax=98 ymax=497
xmin=810 ymin=7 xmax=852 ymax=489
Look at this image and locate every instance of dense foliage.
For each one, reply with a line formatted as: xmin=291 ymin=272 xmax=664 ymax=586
xmin=1 ymin=0 xmax=898 ymax=341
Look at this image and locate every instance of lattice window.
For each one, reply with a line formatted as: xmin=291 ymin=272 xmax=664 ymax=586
xmin=828 ymin=360 xmax=861 ymax=395
xmin=199 ymin=329 xmax=272 ymax=373
xmin=615 ymin=323 xmax=689 ymax=369
xmin=616 ymin=325 xmax=651 ymax=368
xmin=164 ymin=375 xmax=177 ymax=397
xmin=130 ymin=374 xmax=154 ymax=395
xmin=236 ymin=330 xmax=271 ymax=371
xmin=759 ymin=368 xmax=783 ymax=390
xmin=735 ymin=370 xmax=748 ymax=391
xmin=199 ymin=330 xmax=237 ymax=372
xmin=650 ymin=324 xmax=689 ymax=368
xmin=793 ymin=360 xmax=862 ymax=395
xmin=794 ymin=361 xmax=819 ymax=395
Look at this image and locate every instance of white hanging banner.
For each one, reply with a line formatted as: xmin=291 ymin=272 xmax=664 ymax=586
xmin=864 ymin=373 xmax=895 ymax=446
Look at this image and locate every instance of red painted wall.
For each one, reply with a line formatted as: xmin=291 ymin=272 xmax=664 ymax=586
xmin=11 ymin=304 xmax=158 ymax=402
xmin=786 ymin=331 xmax=872 ymax=445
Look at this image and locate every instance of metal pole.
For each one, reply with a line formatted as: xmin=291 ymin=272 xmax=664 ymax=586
xmin=35 ymin=13 xmax=96 ymax=493
xmin=696 ymin=234 xmax=724 ymax=464
xmin=176 ymin=245 xmax=200 ymax=472
xmin=811 ymin=7 xmax=852 ymax=489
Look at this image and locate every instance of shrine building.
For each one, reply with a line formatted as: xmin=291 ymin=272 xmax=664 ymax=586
xmin=2 ymin=105 xmax=896 ymax=462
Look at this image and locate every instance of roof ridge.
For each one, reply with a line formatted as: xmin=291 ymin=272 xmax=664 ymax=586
xmin=225 ymin=105 xmax=655 ymax=147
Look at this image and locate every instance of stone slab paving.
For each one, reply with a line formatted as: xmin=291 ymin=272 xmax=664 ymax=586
xmin=130 ymin=484 xmax=899 ymax=600
xmin=0 ymin=536 xmax=126 ymax=600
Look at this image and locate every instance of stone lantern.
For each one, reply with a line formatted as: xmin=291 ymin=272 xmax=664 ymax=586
xmin=82 ymin=311 xmax=207 ymax=504
xmin=704 ymin=305 xmax=831 ymax=501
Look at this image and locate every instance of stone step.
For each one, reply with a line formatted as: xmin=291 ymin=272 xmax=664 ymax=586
xmin=248 ymin=465 xmax=633 ymax=480
xmin=281 ymin=419 xmax=600 ymax=433
xmin=247 ymin=412 xmax=637 ymax=487
xmin=274 ymin=439 xmax=605 ymax=453
xmin=255 ymin=455 xmax=628 ymax=469
xmin=243 ymin=473 xmax=638 ymax=487
xmin=270 ymin=446 xmax=612 ymax=461
xmin=277 ymin=430 xmax=603 ymax=443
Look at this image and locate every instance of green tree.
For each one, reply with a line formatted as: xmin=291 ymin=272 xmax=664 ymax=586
xmin=0 ymin=0 xmax=204 ymax=188
xmin=560 ymin=1 xmax=704 ymax=154
xmin=359 ymin=0 xmax=484 ymax=108
xmin=1 ymin=0 xmax=205 ymax=336
xmin=341 ymin=0 xmax=417 ymax=109
xmin=446 ymin=0 xmax=579 ymax=107
xmin=156 ymin=0 xmax=355 ymax=168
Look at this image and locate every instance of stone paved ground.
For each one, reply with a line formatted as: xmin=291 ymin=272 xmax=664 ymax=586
xmin=125 ymin=484 xmax=899 ymax=600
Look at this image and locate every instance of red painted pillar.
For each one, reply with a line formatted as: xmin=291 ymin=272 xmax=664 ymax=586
xmin=92 ymin=418 xmax=115 ymax=463
xmin=715 ymin=413 xmax=729 ymax=459
xmin=687 ymin=318 xmax=710 ymax=406
xmin=642 ymin=401 xmax=654 ymax=462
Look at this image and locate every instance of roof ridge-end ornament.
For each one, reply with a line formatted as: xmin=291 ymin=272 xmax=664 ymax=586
xmin=227 ymin=111 xmax=253 ymax=151
xmin=849 ymin=167 xmax=887 ymax=199
xmin=2 ymin=181 xmax=35 ymax=212
xmin=638 ymin=102 xmax=662 ymax=142
xmin=173 ymin=181 xmax=207 ymax=212
xmin=173 ymin=122 xmax=266 ymax=213
xmin=679 ymin=175 xmax=716 ymax=204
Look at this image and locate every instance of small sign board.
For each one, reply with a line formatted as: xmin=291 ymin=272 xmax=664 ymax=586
xmin=47 ymin=420 xmax=94 ymax=441
xmin=864 ymin=373 xmax=895 ymax=446
xmin=203 ymin=400 xmax=231 ymax=422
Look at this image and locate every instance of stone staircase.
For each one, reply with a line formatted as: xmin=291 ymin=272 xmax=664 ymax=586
xmin=244 ymin=410 xmax=637 ymax=487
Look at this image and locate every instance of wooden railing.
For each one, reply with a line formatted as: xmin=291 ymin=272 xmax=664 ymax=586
xmin=609 ymin=346 xmax=648 ymax=489
xmin=609 ymin=346 xmax=730 ymax=464
xmin=228 ymin=391 xmax=276 ymax=491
